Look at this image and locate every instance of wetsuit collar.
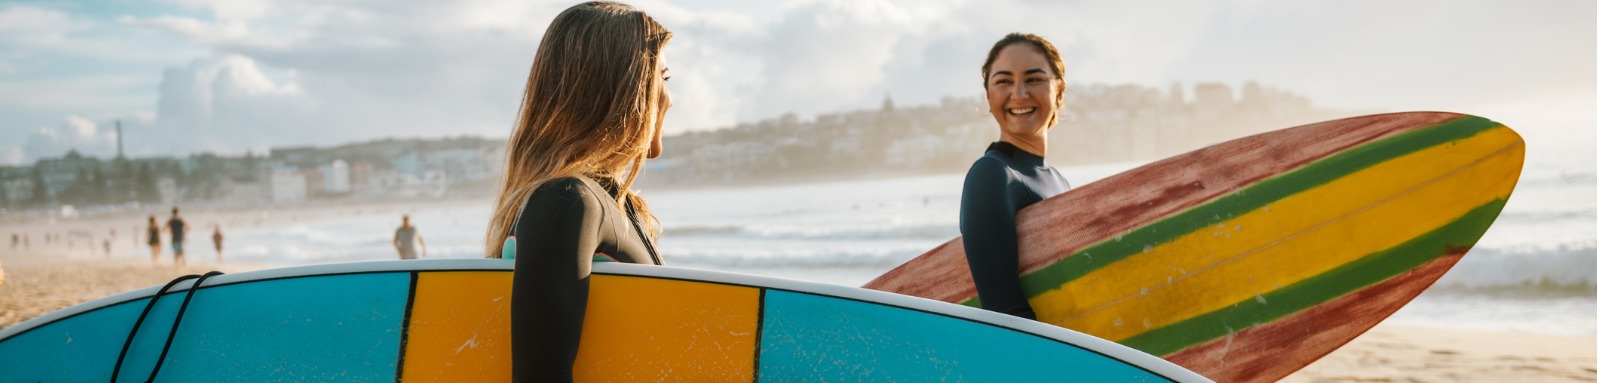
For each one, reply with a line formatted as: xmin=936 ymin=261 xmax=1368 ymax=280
xmin=589 ymin=176 xmax=623 ymax=198
xmin=986 ymin=141 xmax=1046 ymax=167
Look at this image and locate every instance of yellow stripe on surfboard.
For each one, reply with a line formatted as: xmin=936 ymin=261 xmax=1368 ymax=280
xmin=1033 ymin=126 xmax=1523 ymax=342
xmin=574 ymin=275 xmax=760 ymax=382
xmin=400 ymin=272 xmax=760 ymax=382
xmin=403 ymin=271 xmax=515 ymax=382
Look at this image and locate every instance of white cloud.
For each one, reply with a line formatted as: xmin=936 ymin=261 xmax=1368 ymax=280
xmin=0 ymin=4 xmax=190 ymax=62
xmin=2 ymin=0 xmax=1589 ymax=174
xmin=22 ymin=115 xmax=119 ymax=160
xmin=0 ymin=4 xmax=88 ymax=40
xmin=158 ymin=0 xmax=274 ymax=22
xmin=117 ymin=15 xmax=287 ymax=50
xmin=145 ymin=55 xmax=306 ymax=155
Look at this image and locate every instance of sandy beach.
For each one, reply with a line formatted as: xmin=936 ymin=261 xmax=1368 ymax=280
xmin=0 ymin=198 xmax=475 ymax=328
xmin=0 ymin=203 xmax=1593 ymax=382
xmin=1283 ymin=323 xmax=1595 ymax=382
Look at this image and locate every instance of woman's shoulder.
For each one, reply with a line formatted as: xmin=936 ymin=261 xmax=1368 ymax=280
xmin=527 ymin=177 xmax=604 ymax=205
xmin=966 ymin=153 xmax=1013 ymax=178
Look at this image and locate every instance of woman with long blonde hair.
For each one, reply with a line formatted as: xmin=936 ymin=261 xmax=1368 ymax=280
xmin=483 ymin=2 xmax=671 ymax=381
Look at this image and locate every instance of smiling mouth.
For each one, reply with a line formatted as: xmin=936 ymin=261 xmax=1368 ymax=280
xmin=1008 ymin=107 xmax=1036 ymax=116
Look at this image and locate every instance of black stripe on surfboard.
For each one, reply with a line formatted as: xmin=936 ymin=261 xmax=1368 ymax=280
xmin=394 ymin=271 xmax=418 ymax=383
xmin=752 ymin=288 xmax=766 ymax=383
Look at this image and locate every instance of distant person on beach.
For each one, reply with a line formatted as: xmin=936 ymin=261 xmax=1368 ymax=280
xmin=146 ymin=216 xmax=161 ymax=263
xmin=960 ymin=33 xmax=1073 ymax=321
xmin=165 ymin=208 xmax=189 ymax=269
xmin=213 ymin=225 xmax=225 ymax=261
xmin=10 ymin=234 xmax=15 ymax=250
xmin=483 ymin=2 xmax=671 ymax=380
xmin=103 ymin=238 xmax=110 ymax=257
xmin=393 ymin=215 xmax=426 ymax=260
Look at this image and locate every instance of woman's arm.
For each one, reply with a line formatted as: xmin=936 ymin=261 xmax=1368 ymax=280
xmin=959 ymin=158 xmax=1037 ymax=320
xmin=511 ymin=178 xmax=604 ymax=382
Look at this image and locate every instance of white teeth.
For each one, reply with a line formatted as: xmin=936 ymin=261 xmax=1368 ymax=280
xmin=1008 ymin=108 xmax=1035 ymax=115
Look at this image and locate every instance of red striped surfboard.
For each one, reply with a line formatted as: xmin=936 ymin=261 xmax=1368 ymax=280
xmin=864 ymin=112 xmax=1524 ymax=382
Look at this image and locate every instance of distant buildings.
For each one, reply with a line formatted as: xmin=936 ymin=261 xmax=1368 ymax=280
xmin=645 ymin=81 xmax=1360 ymax=188
xmin=0 ymin=136 xmax=503 ymax=211
xmin=0 ymin=81 xmax=1361 ymax=211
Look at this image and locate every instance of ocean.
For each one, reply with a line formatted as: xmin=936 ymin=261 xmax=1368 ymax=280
xmin=211 ymin=158 xmax=1596 ymax=336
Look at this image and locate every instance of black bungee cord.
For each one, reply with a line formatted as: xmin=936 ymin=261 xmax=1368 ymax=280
xmin=110 ymin=270 xmax=224 ymax=383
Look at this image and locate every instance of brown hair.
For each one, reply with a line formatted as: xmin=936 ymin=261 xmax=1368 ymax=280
xmin=484 ymin=1 xmax=671 ymax=258
xmin=981 ymin=32 xmax=1067 ymax=127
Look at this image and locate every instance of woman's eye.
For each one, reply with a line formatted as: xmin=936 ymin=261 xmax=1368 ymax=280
xmin=1026 ymin=77 xmax=1044 ymax=84
xmin=664 ymin=76 xmax=672 ymax=82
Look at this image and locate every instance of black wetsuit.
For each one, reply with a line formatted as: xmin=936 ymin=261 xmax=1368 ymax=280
xmin=507 ymin=176 xmax=660 ymax=382
xmin=960 ymin=141 xmax=1070 ymax=320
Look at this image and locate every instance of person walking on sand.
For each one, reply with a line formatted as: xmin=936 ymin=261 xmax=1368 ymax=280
xmin=165 ymin=207 xmax=189 ymax=269
xmin=393 ymin=215 xmax=426 ymax=260
xmin=146 ymin=216 xmax=161 ymax=263
xmin=212 ymin=225 xmax=225 ymax=261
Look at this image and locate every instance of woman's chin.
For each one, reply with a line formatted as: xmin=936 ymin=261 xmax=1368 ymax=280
xmin=1002 ymin=122 xmax=1048 ymax=137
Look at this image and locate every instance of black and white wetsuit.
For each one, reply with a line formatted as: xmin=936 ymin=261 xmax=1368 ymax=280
xmin=504 ymin=176 xmax=660 ymax=382
xmin=959 ymin=141 xmax=1071 ymax=320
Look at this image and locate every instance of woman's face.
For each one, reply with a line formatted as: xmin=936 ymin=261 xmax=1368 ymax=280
xmin=646 ymin=52 xmax=671 ymax=159
xmin=985 ymin=43 xmax=1063 ymax=139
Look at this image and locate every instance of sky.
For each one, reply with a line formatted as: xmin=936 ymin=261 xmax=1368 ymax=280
xmin=0 ymin=0 xmax=1593 ymax=168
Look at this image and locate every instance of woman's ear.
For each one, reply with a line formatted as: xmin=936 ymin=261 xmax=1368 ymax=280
xmin=1055 ymin=81 xmax=1066 ymax=109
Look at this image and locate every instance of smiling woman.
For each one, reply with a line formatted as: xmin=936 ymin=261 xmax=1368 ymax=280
xmin=960 ymin=32 xmax=1072 ymax=320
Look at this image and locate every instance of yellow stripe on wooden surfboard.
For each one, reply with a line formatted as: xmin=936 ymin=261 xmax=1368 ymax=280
xmin=1031 ymin=126 xmax=1523 ymax=342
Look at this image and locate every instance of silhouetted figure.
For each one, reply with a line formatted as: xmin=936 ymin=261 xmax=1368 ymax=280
xmin=393 ymin=215 xmax=426 ymax=260
xmin=166 ymin=207 xmax=189 ymax=269
xmin=212 ymin=225 xmax=225 ymax=261
xmin=146 ymin=216 xmax=161 ymax=264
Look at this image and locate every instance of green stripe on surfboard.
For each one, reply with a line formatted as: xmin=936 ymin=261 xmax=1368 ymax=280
xmin=958 ymin=115 xmax=1504 ymax=308
xmin=1118 ymin=198 xmax=1507 ymax=356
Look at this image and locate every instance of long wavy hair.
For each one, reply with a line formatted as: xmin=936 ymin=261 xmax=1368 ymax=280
xmin=484 ymin=1 xmax=671 ymax=258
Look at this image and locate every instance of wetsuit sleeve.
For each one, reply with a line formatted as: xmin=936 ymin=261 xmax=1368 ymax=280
xmin=511 ymin=178 xmax=603 ymax=382
xmin=960 ymin=158 xmax=1037 ymax=320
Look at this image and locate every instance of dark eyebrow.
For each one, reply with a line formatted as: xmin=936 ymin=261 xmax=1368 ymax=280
xmin=991 ymin=68 xmax=1049 ymax=80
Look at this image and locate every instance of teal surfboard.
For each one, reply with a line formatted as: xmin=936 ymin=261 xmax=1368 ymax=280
xmin=0 ymin=259 xmax=1207 ymax=382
